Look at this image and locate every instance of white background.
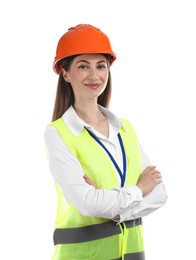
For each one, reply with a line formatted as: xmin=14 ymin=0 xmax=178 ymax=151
xmin=0 ymin=0 xmax=196 ymax=259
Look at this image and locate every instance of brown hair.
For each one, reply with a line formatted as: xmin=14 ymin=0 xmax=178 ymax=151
xmin=52 ymin=55 xmax=112 ymax=121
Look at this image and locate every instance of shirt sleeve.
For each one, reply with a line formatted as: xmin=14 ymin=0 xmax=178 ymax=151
xmin=117 ymin=142 xmax=168 ymax=223
xmin=44 ymin=125 xmax=143 ymax=219
xmin=118 ymin=183 xmax=168 ymax=223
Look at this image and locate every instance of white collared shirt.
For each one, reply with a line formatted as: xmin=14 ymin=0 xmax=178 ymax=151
xmin=44 ymin=106 xmax=167 ymax=222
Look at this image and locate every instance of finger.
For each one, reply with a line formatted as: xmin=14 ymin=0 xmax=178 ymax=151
xmin=154 ymin=173 xmax=162 ymax=181
xmin=146 ymin=166 xmax=156 ymax=171
xmin=83 ymin=176 xmax=91 ymax=183
xmin=154 ymin=172 xmax=162 ymax=182
xmin=143 ymin=166 xmax=156 ymax=174
xmin=83 ymin=175 xmax=91 ymax=181
xmin=151 ymin=170 xmax=161 ymax=175
xmin=156 ymin=177 xmax=162 ymax=184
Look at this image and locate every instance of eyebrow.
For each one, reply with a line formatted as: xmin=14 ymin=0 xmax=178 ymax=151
xmin=76 ymin=59 xmax=107 ymax=64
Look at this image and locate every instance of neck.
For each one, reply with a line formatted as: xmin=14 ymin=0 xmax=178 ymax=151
xmin=74 ymin=101 xmax=105 ymax=124
xmin=74 ymin=100 xmax=109 ymax=138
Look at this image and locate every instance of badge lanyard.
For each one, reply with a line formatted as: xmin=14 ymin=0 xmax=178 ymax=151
xmin=85 ymin=128 xmax=127 ymax=187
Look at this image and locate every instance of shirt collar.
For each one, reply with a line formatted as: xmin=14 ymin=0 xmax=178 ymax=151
xmin=62 ymin=105 xmax=125 ymax=136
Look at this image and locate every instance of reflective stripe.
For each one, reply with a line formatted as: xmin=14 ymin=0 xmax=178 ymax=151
xmin=125 ymin=218 xmax=142 ymax=228
xmin=54 ymin=218 xmax=142 ymax=245
xmin=113 ymin=251 xmax=145 ymax=260
xmin=124 ymin=251 xmax=145 ymax=260
xmin=54 ymin=221 xmax=120 ymax=245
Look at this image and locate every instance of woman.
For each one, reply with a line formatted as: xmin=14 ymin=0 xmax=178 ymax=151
xmin=44 ymin=24 xmax=167 ymax=260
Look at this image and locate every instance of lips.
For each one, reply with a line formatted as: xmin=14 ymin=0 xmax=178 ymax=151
xmin=85 ymin=83 xmax=100 ymax=89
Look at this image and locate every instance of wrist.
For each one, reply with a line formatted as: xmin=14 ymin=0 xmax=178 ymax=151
xmin=136 ymin=184 xmax=145 ymax=196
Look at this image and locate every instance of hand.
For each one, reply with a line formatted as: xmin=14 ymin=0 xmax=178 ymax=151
xmin=136 ymin=166 xmax=162 ymax=196
xmin=83 ymin=175 xmax=97 ymax=188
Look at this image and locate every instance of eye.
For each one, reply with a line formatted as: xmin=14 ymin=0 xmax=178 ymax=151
xmin=97 ymin=64 xmax=107 ymax=70
xmin=78 ymin=65 xmax=89 ymax=69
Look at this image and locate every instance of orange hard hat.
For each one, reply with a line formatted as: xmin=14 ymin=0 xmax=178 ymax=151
xmin=53 ymin=24 xmax=116 ymax=74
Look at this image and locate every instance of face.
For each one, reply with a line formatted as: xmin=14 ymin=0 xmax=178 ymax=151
xmin=62 ymin=54 xmax=109 ymax=104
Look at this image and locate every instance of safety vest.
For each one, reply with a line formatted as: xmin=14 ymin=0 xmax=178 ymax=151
xmin=49 ymin=118 xmax=145 ymax=260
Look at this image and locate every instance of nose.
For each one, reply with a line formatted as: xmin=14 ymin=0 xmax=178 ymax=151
xmin=87 ymin=68 xmax=99 ymax=81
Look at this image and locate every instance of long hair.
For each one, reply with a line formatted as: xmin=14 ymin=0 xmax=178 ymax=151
xmin=52 ymin=55 xmax=112 ymax=122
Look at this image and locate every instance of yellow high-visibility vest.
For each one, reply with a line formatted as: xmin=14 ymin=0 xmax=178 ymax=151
xmin=49 ymin=117 xmax=145 ymax=260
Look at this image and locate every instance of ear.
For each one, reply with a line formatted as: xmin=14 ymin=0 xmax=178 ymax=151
xmin=61 ymin=68 xmax=70 ymax=82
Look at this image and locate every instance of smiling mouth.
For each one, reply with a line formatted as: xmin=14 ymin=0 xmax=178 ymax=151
xmin=85 ymin=84 xmax=100 ymax=89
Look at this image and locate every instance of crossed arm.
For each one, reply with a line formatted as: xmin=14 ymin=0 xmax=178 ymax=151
xmin=84 ymin=165 xmax=167 ymax=222
xmin=45 ymin=126 xmax=168 ymax=222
